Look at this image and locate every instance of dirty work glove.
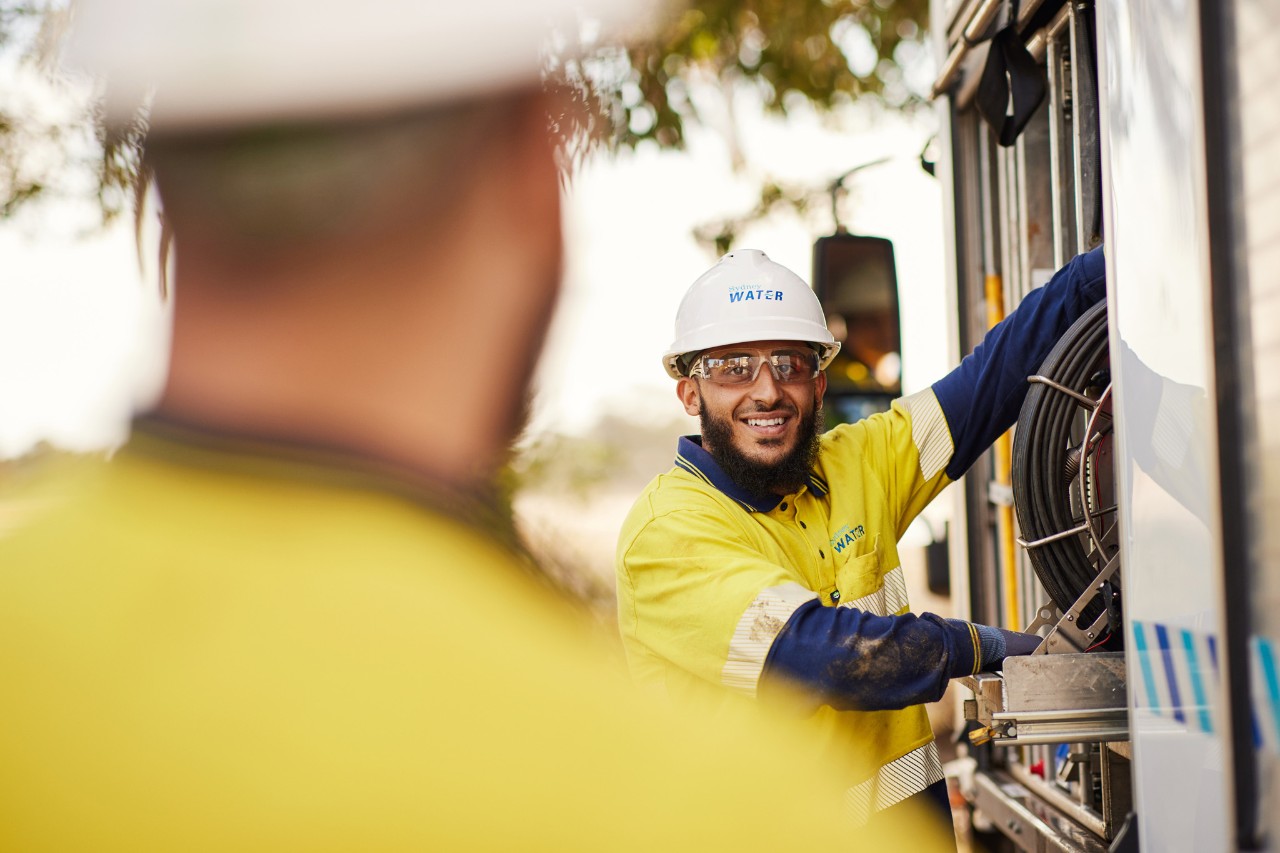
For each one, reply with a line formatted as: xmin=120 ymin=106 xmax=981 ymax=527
xmin=951 ymin=620 xmax=1042 ymax=670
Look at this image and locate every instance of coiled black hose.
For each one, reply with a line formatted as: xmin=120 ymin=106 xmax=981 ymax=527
xmin=1011 ymin=299 xmax=1113 ymax=627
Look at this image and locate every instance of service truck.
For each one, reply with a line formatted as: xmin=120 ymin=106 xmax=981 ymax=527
xmin=901 ymin=0 xmax=1280 ymax=850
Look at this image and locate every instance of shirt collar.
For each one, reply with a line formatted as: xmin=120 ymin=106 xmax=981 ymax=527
xmin=129 ymin=415 xmax=517 ymax=543
xmin=673 ymin=435 xmax=828 ymax=513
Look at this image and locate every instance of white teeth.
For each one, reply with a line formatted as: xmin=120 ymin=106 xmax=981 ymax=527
xmin=747 ymin=417 xmax=785 ymax=427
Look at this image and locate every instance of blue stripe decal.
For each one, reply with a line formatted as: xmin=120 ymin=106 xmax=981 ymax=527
xmin=1181 ymin=629 xmax=1213 ymax=733
xmin=1132 ymin=621 xmax=1161 ymax=712
xmin=1257 ymin=637 xmax=1280 ymax=749
xmin=1129 ymin=624 xmax=1280 ymax=754
xmin=1154 ymin=624 xmax=1185 ymax=724
xmin=1249 ymin=635 xmax=1269 ymax=747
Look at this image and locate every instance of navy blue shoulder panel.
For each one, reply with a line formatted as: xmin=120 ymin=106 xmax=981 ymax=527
xmin=933 ymin=246 xmax=1107 ymax=480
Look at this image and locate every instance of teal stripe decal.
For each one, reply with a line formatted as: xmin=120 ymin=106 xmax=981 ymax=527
xmin=1132 ymin=620 xmax=1161 ymax=712
xmin=1180 ymin=629 xmax=1213 ymax=733
xmin=1256 ymin=636 xmax=1280 ymax=748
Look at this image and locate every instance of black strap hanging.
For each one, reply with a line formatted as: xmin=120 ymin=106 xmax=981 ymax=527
xmin=975 ymin=19 xmax=1048 ymax=147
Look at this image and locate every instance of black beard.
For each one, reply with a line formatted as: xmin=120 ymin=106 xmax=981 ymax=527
xmin=700 ymin=400 xmax=822 ymax=497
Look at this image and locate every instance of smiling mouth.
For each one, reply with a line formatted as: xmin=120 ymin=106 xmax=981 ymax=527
xmin=739 ymin=411 xmax=794 ymax=442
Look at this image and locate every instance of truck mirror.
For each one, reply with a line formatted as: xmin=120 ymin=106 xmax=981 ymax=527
xmin=812 ymin=234 xmax=903 ymax=423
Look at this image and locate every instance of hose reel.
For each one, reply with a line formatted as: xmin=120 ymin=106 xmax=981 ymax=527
xmin=1011 ymin=299 xmax=1121 ymax=651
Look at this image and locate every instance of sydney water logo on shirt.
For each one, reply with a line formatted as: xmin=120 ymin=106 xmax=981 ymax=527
xmin=830 ymin=523 xmax=866 ymax=554
xmin=727 ymin=283 xmax=784 ymax=303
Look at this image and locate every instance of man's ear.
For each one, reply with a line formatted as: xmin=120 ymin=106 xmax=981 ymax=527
xmin=676 ymin=377 xmax=701 ymax=417
xmin=815 ymin=371 xmax=827 ymax=405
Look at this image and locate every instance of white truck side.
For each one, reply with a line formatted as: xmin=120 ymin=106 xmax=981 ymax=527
xmin=929 ymin=1 xmax=1280 ymax=850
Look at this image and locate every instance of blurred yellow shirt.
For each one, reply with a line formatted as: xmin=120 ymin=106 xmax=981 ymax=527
xmin=0 ymin=423 xmax=949 ymax=851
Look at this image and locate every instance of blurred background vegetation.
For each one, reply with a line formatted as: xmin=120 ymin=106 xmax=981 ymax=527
xmin=553 ymin=0 xmax=928 ymax=159
xmin=1 ymin=0 xmax=929 ymax=226
xmin=0 ymin=2 xmax=141 ymax=223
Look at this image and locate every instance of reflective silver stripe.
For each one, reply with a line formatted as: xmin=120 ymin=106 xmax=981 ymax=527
xmin=901 ymin=389 xmax=953 ymax=482
xmin=721 ymin=582 xmax=817 ymax=696
xmin=839 ymin=565 xmax=910 ymax=616
xmin=844 ymin=742 xmax=946 ymax=826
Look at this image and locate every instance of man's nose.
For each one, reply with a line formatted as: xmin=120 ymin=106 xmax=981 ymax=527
xmin=748 ymin=361 xmax=785 ymax=401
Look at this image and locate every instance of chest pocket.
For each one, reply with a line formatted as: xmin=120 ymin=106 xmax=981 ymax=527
xmin=833 ymin=534 xmax=883 ymax=605
xmin=829 ymin=532 xmax=911 ymax=617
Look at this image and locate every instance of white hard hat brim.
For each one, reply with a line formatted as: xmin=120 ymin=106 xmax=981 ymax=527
xmin=66 ymin=0 xmax=661 ymax=130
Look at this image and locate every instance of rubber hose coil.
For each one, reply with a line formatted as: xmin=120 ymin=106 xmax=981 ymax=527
xmin=1011 ymin=299 xmax=1116 ymax=629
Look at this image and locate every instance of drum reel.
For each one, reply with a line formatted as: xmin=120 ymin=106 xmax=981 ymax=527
xmin=1010 ymin=300 xmax=1122 ymax=653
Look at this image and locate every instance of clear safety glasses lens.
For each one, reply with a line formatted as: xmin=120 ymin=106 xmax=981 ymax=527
xmin=694 ymin=352 xmax=820 ymax=385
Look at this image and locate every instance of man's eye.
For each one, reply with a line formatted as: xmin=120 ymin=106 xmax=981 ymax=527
xmin=725 ymin=363 xmax=752 ymax=376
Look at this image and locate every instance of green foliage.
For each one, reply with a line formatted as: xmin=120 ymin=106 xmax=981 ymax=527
xmin=0 ymin=0 xmax=930 ymax=228
xmin=507 ymin=432 xmax=621 ymax=501
xmin=551 ymin=0 xmax=929 ymax=171
xmin=0 ymin=0 xmax=144 ymax=224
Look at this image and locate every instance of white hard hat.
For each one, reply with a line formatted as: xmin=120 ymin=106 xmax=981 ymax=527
xmin=662 ymin=249 xmax=840 ymax=380
xmin=65 ymin=0 xmax=659 ymax=130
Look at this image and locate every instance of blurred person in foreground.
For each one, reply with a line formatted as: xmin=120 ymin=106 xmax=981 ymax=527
xmin=0 ymin=0 xmax=954 ymax=849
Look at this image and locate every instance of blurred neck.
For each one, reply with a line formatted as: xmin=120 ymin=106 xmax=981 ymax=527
xmin=154 ymin=110 xmax=561 ymax=491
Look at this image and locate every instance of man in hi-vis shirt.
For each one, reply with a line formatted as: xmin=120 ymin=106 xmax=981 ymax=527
xmin=617 ymin=247 xmax=1105 ymax=834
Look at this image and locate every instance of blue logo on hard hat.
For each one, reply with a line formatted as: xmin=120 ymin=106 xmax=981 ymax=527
xmin=727 ymin=283 xmax=783 ymax=303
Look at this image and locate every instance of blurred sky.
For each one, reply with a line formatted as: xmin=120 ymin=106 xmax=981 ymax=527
xmin=0 ymin=94 xmax=947 ymax=459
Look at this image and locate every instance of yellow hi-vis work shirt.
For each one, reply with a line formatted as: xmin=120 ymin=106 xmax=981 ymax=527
xmin=0 ymin=421 xmax=952 ymax=851
xmin=617 ymin=247 xmax=1110 ymax=822
xmin=617 ymin=389 xmax=959 ymax=821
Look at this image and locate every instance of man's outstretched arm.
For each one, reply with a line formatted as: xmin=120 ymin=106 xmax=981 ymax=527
xmin=763 ymin=602 xmax=1039 ymax=711
xmin=932 ymin=246 xmax=1107 ymax=479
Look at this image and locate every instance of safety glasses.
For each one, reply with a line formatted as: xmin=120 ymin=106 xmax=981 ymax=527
xmin=690 ymin=348 xmax=821 ymax=386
